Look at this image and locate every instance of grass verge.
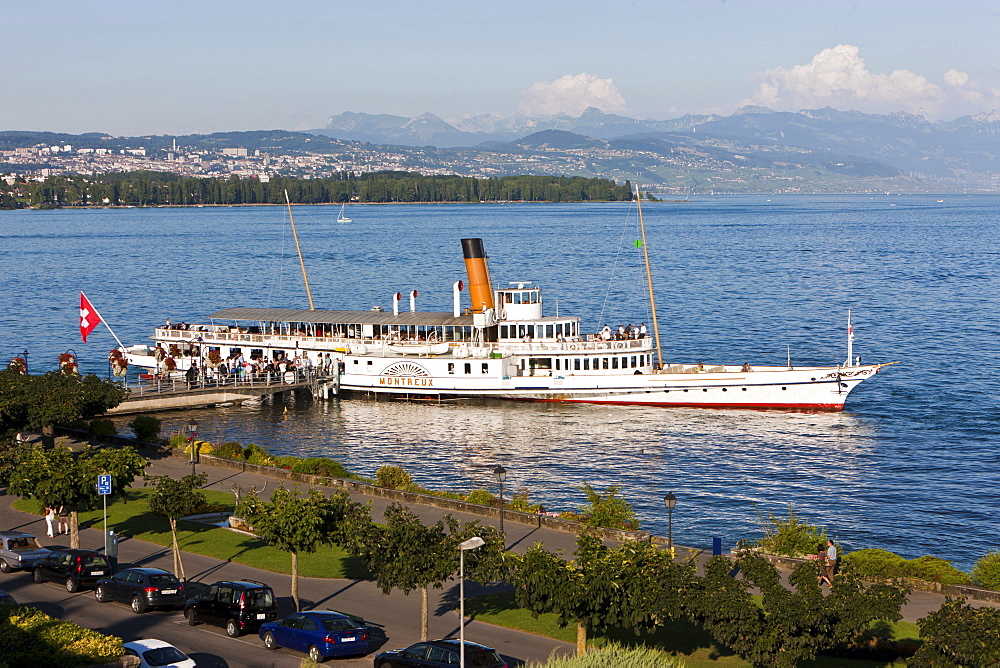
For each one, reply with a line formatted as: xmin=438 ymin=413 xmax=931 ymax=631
xmin=465 ymin=591 xmax=920 ymax=667
xmin=12 ymin=489 xmax=369 ymax=580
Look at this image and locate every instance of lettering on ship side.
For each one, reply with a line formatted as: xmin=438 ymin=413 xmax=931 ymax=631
xmin=379 ymin=361 xmax=434 ymax=387
xmin=820 ymin=368 xmax=873 ymax=380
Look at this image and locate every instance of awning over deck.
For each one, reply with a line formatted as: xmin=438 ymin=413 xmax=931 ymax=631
xmin=209 ymin=307 xmax=474 ymax=328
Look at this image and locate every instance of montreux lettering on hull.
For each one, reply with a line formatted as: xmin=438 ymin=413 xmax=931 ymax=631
xmin=378 ymin=377 xmax=434 ymax=387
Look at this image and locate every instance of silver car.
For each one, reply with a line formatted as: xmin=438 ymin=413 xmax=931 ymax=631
xmin=0 ymin=531 xmax=51 ymax=573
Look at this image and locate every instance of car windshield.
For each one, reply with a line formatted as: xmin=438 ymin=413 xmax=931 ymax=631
xmin=148 ymin=574 xmax=179 ymax=586
xmin=142 ymin=646 xmax=188 ymax=666
xmin=322 ymin=617 xmax=360 ymax=631
xmin=246 ymin=588 xmax=274 ymax=608
xmin=468 ymin=649 xmax=503 ymax=667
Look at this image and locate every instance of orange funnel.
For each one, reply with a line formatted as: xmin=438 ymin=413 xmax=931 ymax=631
xmin=461 ymin=238 xmax=494 ymax=313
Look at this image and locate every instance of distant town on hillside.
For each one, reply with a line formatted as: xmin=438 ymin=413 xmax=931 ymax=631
xmin=2 ymin=106 xmax=998 ymax=194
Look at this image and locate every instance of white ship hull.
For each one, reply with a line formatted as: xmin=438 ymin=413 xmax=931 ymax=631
xmin=125 ymin=237 xmax=890 ymax=412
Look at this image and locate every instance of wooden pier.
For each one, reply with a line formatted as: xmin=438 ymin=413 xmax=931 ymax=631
xmin=107 ymin=371 xmax=340 ymax=414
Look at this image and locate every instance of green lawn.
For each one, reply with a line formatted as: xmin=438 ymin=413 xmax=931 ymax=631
xmin=13 ymin=489 xmax=368 ymax=580
xmin=465 ymin=591 xmax=919 ymax=667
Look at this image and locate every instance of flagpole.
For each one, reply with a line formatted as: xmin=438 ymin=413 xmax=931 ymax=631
xmin=81 ymin=292 xmax=126 ymax=349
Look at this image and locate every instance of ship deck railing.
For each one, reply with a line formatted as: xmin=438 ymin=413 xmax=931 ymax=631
xmin=152 ymin=328 xmax=651 ymax=355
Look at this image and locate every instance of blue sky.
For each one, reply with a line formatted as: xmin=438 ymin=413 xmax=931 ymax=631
xmin=5 ymin=0 xmax=999 ymax=136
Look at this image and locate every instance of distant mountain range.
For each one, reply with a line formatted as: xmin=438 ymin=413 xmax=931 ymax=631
xmin=313 ymin=106 xmax=1000 ymax=184
xmin=4 ymin=105 xmax=999 ymax=192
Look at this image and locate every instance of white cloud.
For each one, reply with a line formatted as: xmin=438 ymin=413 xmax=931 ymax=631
xmin=743 ymin=45 xmax=997 ymax=119
xmin=519 ymin=73 xmax=627 ymax=117
xmin=943 ymin=69 xmax=969 ymax=87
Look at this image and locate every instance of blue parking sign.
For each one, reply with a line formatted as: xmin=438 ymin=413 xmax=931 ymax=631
xmin=97 ymin=474 xmax=112 ymax=496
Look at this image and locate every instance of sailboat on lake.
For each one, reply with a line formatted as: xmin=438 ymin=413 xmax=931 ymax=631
xmin=337 ymin=203 xmax=352 ymax=223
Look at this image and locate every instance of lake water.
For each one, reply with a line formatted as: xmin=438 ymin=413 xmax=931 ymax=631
xmin=2 ymin=195 xmax=998 ymax=571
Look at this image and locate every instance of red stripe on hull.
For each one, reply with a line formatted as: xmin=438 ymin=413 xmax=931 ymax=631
xmin=519 ymin=398 xmax=846 ymax=412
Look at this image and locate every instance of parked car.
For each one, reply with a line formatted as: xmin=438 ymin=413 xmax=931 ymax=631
xmin=122 ymin=639 xmax=197 ymax=668
xmin=184 ymin=579 xmax=277 ymax=637
xmin=374 ymin=639 xmax=507 ymax=668
xmin=32 ymin=548 xmax=112 ymax=592
xmin=95 ymin=567 xmax=185 ymax=613
xmin=0 ymin=588 xmax=17 ymax=605
xmin=260 ymin=610 xmax=368 ymax=662
xmin=0 ymin=530 xmax=51 ymax=573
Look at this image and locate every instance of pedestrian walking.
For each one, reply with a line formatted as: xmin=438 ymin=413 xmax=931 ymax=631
xmin=57 ymin=505 xmax=69 ymax=535
xmin=816 ymin=543 xmax=830 ymax=586
xmin=44 ymin=506 xmax=56 ymax=537
xmin=825 ymin=539 xmax=837 ymax=585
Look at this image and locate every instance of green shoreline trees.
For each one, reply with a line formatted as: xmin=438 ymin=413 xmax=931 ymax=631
xmin=16 ymin=172 xmax=635 ymax=207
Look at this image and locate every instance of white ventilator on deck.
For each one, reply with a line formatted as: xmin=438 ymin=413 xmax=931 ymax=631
xmin=453 ymin=281 xmax=464 ymax=317
xmin=846 ymin=310 xmax=855 ymax=367
xmin=409 ymin=290 xmax=418 ymax=312
xmin=392 ymin=292 xmax=401 ymax=316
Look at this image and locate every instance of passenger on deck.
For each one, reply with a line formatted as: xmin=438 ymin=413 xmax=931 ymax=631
xmin=697 ymin=362 xmax=705 ymax=372
xmin=741 ymin=362 xmax=753 ymax=372
xmin=639 ymin=323 xmax=647 ymax=338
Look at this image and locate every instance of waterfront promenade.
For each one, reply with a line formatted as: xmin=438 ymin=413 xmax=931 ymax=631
xmin=2 ymin=436 xmax=998 ymax=667
xmin=130 ymin=449 xmax=999 ymax=624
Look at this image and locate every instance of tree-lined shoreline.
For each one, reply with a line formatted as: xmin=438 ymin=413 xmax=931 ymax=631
xmin=3 ymin=171 xmax=638 ymax=209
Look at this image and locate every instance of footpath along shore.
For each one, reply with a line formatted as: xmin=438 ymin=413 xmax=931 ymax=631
xmin=4 ymin=434 xmax=999 ymax=665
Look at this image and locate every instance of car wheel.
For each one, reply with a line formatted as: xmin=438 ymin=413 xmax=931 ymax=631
xmin=95 ymin=585 xmax=108 ymax=602
xmin=308 ymin=645 xmax=325 ymax=663
xmin=131 ymin=596 xmax=147 ymax=614
xmin=33 ymin=568 xmax=43 ymax=583
xmin=262 ymin=632 xmax=277 ymax=650
xmin=65 ymin=577 xmax=79 ymax=593
xmin=226 ymin=618 xmax=240 ymax=637
xmin=0 ymin=560 xmax=11 ymax=573
xmin=186 ymin=608 xmax=197 ymax=626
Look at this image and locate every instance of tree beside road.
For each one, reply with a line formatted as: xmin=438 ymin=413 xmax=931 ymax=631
xmin=8 ymin=444 xmax=147 ymax=548
xmin=237 ymin=485 xmax=368 ymax=612
xmin=146 ymin=473 xmax=208 ymax=580
xmin=352 ymin=502 xmax=505 ymax=641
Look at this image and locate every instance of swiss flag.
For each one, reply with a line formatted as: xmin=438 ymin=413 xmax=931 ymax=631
xmin=80 ymin=292 xmax=101 ymax=343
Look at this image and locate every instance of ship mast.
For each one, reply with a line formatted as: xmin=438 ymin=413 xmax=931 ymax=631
xmin=285 ymin=189 xmax=315 ymax=311
xmin=636 ymin=184 xmax=663 ymax=368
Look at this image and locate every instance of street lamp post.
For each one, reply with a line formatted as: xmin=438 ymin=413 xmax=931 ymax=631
xmin=493 ymin=465 xmax=507 ymax=534
xmin=664 ymin=492 xmax=677 ymax=555
xmin=458 ymin=536 xmax=485 ymax=668
xmin=186 ymin=422 xmax=199 ymax=476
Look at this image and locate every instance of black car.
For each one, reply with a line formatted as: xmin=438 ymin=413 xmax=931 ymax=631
xmin=32 ymin=549 xmax=112 ymax=592
xmin=184 ymin=579 xmax=278 ymax=637
xmin=95 ymin=567 xmax=185 ymax=613
xmin=374 ymin=639 xmax=507 ymax=668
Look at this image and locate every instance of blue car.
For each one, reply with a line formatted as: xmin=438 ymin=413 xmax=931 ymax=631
xmin=260 ymin=610 xmax=368 ymax=662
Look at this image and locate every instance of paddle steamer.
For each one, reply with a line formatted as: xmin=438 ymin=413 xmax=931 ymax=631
xmin=125 ymin=235 xmax=888 ymax=411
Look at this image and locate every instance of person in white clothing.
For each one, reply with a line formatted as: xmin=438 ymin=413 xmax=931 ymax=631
xmin=44 ymin=506 xmax=56 ymax=537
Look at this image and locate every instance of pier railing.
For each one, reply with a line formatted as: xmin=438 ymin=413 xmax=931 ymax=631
xmin=127 ymin=368 xmax=324 ymax=396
